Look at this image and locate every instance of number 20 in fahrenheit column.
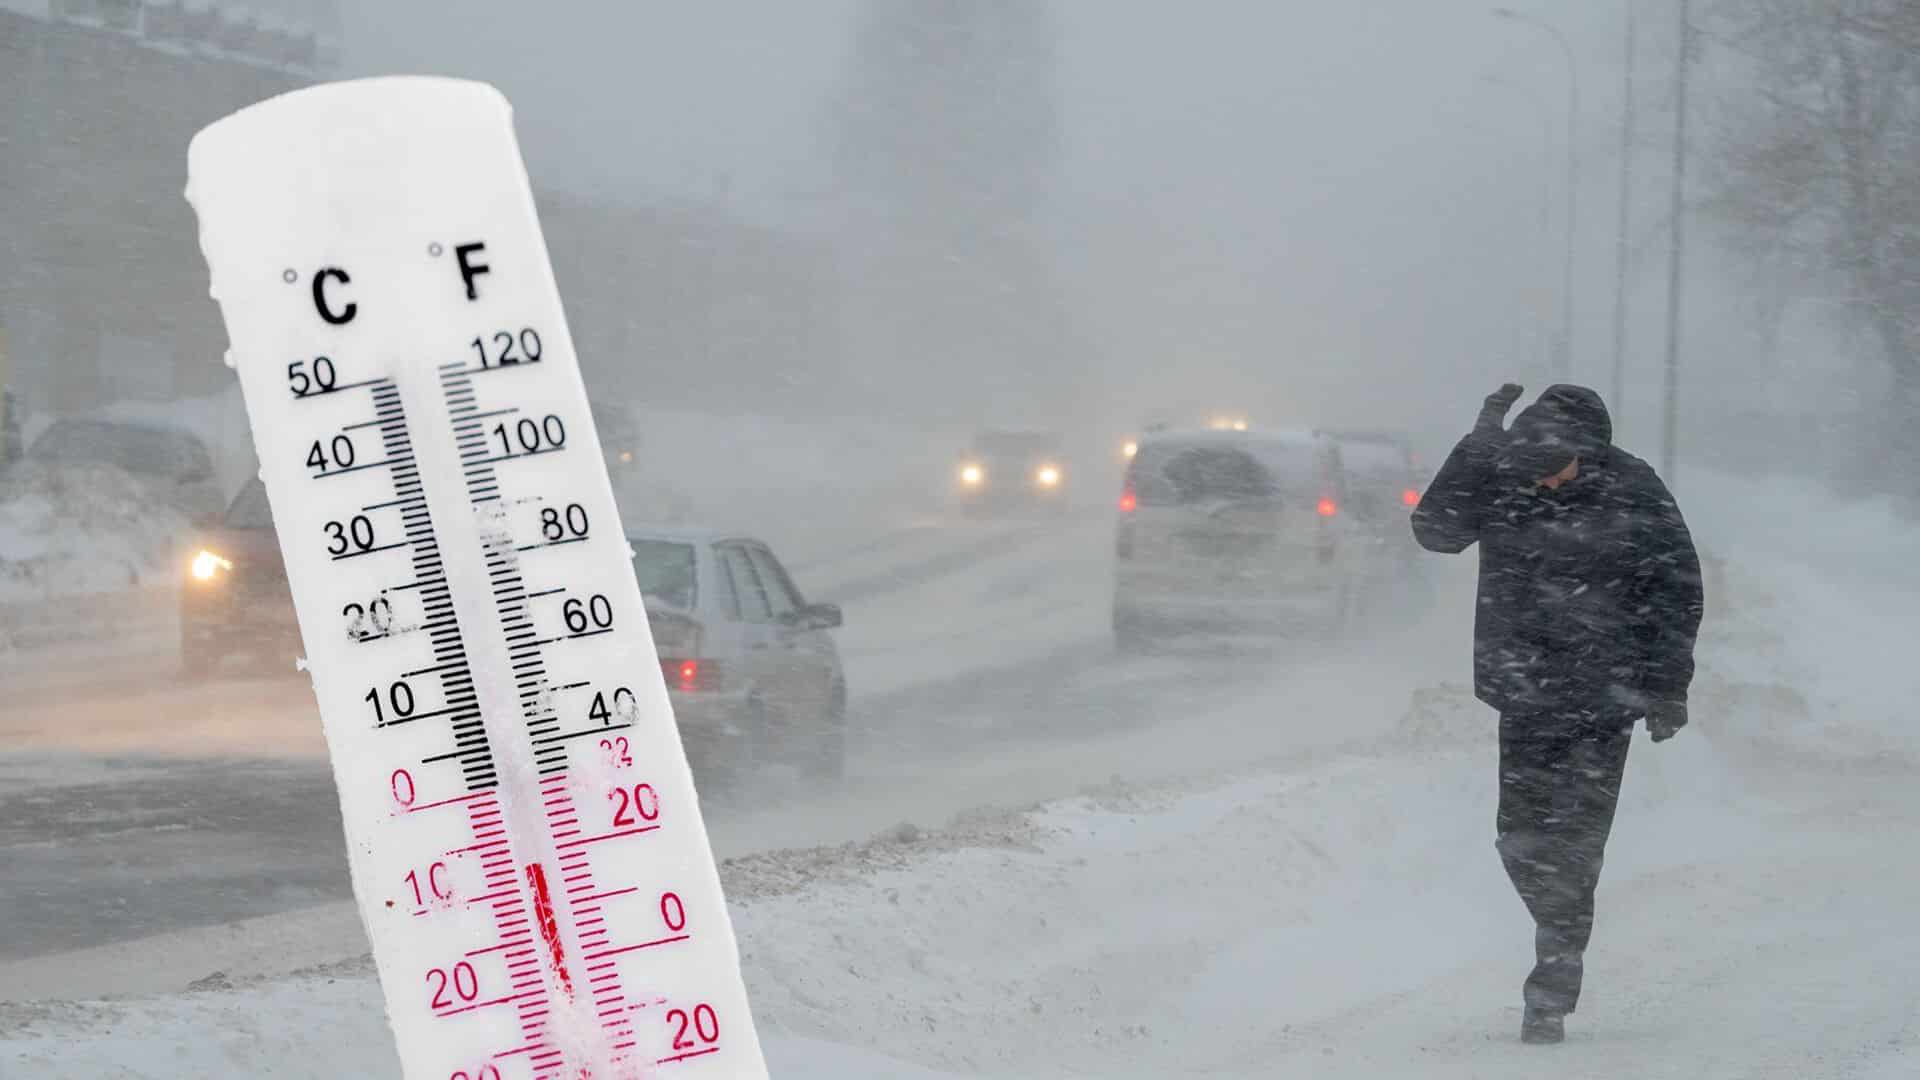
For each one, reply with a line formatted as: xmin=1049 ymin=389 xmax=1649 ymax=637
xmin=188 ymin=76 xmax=765 ymax=1079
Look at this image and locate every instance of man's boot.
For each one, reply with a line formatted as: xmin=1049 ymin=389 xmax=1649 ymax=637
xmin=1521 ymin=1007 xmax=1565 ymax=1045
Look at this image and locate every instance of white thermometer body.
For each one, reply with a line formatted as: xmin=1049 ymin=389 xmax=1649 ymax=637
xmin=188 ymin=77 xmax=766 ymax=1079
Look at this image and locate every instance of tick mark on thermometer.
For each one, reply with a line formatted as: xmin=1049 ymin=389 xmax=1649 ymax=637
xmin=554 ymin=824 xmax=661 ymax=851
xmin=433 ymin=989 xmax=536 ymax=1019
xmin=582 ymin=934 xmax=691 ymax=963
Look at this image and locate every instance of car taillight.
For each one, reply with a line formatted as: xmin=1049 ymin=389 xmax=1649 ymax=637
xmin=1316 ymin=497 xmax=1339 ymax=518
xmin=1119 ymin=487 xmax=1137 ymax=513
xmin=660 ymin=657 xmax=721 ymax=693
xmin=1402 ymin=488 xmax=1421 ymax=507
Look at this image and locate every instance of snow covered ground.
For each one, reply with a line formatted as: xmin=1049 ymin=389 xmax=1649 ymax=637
xmin=2 ymin=469 xmax=1915 ymax=1077
xmin=6 ymin=696 xmax=1914 ymax=1077
xmin=0 ymin=462 xmax=188 ymax=604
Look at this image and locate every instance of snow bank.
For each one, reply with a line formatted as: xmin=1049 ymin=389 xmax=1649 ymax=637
xmin=0 ymin=961 xmax=964 ymax=1079
xmin=0 ymin=461 xmax=187 ymax=603
xmin=0 ymin=710 xmax=1759 ymax=1079
xmin=1682 ymin=467 xmax=1920 ymax=765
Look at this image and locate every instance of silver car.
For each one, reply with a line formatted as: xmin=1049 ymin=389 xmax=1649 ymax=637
xmin=630 ymin=528 xmax=848 ymax=782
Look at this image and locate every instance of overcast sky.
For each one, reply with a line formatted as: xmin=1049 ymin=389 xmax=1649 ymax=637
xmin=340 ymin=3 xmax=1737 ymax=445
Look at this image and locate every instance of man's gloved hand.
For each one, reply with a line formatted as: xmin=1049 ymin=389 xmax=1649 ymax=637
xmin=1476 ymin=383 xmax=1526 ymax=434
xmin=1647 ymin=700 xmax=1688 ymax=742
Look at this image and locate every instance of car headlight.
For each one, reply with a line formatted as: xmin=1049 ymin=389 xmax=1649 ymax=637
xmin=1121 ymin=440 xmax=1138 ymax=460
xmin=960 ymin=463 xmax=985 ymax=487
xmin=190 ymin=550 xmax=234 ymax=582
xmin=1035 ymin=465 xmax=1062 ymax=488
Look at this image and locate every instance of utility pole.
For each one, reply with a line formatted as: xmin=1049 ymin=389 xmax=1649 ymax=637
xmin=1611 ymin=2 xmax=1637 ymax=421
xmin=1661 ymin=0 xmax=1691 ymax=482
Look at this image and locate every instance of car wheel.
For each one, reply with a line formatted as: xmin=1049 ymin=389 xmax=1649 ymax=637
xmin=805 ymin=683 xmax=848 ymax=784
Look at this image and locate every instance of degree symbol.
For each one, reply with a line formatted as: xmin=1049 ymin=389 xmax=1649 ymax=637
xmin=428 ymin=243 xmax=444 ymax=258
xmin=282 ymin=269 xmax=298 ymax=284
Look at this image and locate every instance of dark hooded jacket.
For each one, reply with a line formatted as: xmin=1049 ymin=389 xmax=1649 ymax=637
xmin=1412 ymin=385 xmax=1703 ymax=721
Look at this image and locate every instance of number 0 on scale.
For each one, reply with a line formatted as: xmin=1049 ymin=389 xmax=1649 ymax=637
xmin=188 ymin=77 xmax=767 ymax=1078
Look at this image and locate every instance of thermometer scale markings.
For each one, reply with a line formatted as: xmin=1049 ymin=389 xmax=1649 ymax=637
xmin=189 ymin=76 xmax=765 ymax=1078
xmin=434 ymin=354 xmax=646 ymax=1053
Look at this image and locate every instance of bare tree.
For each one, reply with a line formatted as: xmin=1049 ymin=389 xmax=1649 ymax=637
xmin=1708 ymin=0 xmax=1920 ymax=477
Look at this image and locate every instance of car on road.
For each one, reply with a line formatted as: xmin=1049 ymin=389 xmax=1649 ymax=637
xmin=27 ymin=416 xmax=224 ymax=520
xmin=1121 ymin=412 xmax=1250 ymax=463
xmin=1324 ymin=429 xmax=1428 ymax=591
xmin=181 ymin=482 xmax=848 ymax=780
xmin=179 ymin=476 xmax=295 ymax=678
xmin=1111 ymin=427 xmax=1365 ymax=650
xmin=632 ymin=528 xmax=848 ymax=782
xmin=954 ymin=429 xmax=1068 ymax=513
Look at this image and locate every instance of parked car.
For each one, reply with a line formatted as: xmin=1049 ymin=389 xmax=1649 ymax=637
xmin=953 ymin=429 xmax=1068 ymax=514
xmin=181 ymin=487 xmax=850 ymax=781
xmin=632 ymin=528 xmax=848 ymax=781
xmin=1324 ymin=430 xmax=1421 ymax=513
xmin=28 ymin=416 xmax=224 ymax=520
xmin=1111 ymin=427 xmax=1363 ymax=650
xmin=179 ymin=476 xmax=295 ymax=678
xmin=1324 ymin=429 xmax=1427 ymax=588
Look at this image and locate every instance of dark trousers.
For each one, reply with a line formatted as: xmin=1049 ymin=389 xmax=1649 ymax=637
xmin=1496 ymin=712 xmax=1633 ymax=1014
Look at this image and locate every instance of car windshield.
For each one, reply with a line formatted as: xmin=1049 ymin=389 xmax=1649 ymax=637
xmin=1338 ymin=442 xmax=1411 ymax=484
xmin=631 ymin=538 xmax=698 ymax=609
xmin=1132 ymin=438 xmax=1319 ymax=507
xmin=29 ymin=420 xmax=210 ymax=480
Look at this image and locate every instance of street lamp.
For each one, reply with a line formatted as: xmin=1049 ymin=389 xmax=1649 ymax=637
xmin=1662 ymin=0 xmax=1693 ymax=484
xmin=1493 ymin=7 xmax=1580 ymax=380
xmin=1612 ymin=4 xmax=1637 ymax=427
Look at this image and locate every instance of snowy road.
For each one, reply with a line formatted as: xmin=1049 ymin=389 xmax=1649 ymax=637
xmin=6 ymin=695 xmax=1916 ymax=1078
xmin=0 ymin=511 xmax=1447 ymax=968
xmin=3 ymin=474 xmax=1914 ymax=1077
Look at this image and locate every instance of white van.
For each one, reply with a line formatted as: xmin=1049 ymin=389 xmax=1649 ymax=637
xmin=1111 ymin=428 xmax=1362 ymax=650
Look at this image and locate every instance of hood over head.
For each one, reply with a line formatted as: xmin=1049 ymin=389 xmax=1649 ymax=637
xmin=1501 ymin=384 xmax=1612 ymax=479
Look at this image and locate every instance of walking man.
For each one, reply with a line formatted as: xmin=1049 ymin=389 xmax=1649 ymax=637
xmin=1412 ymin=384 xmax=1703 ymax=1044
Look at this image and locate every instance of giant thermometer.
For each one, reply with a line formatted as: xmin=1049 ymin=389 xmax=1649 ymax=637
xmin=188 ymin=77 xmax=766 ymax=1078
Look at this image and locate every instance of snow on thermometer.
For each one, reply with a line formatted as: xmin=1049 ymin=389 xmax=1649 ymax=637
xmin=187 ymin=77 xmax=767 ymax=1079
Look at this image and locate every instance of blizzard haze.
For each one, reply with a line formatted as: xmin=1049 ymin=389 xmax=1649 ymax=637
xmin=3 ymin=1 xmax=1919 ymax=1078
xmin=337 ymin=0 xmax=1722 ymax=449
